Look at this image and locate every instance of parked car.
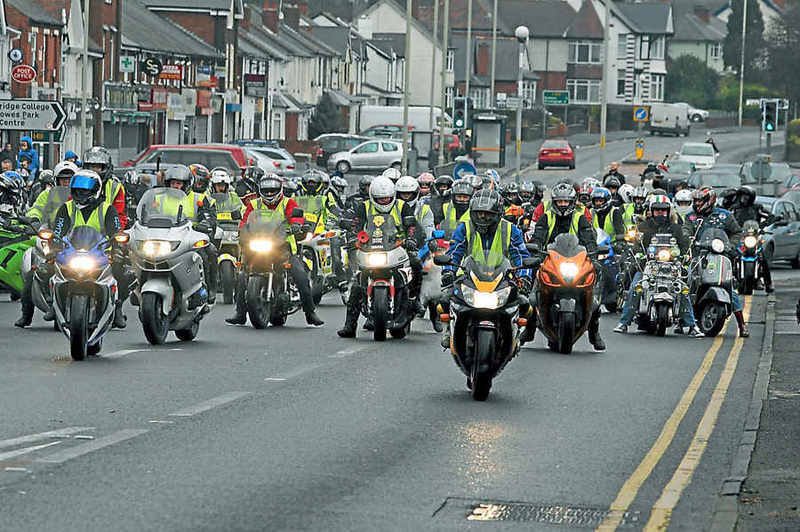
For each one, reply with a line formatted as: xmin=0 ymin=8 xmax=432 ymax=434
xmin=327 ymin=140 xmax=403 ymax=173
xmin=678 ymin=142 xmax=717 ymax=169
xmin=648 ymin=103 xmax=691 ymax=137
xmin=741 ymin=160 xmax=797 ymax=196
xmin=687 ymin=168 xmax=741 ymax=193
xmin=433 ymin=133 xmax=461 ymax=158
xmin=233 ymin=139 xmax=282 ymax=149
xmin=780 ymin=188 xmax=800 ymax=208
xmin=313 ymin=134 xmax=371 ymax=168
xmin=122 ymin=144 xmax=249 ymax=175
xmin=245 ymin=146 xmax=297 ymax=177
xmin=674 ymin=102 xmax=709 ymax=122
xmin=755 ymin=196 xmax=800 ymax=268
xmin=537 ymin=139 xmax=575 ymax=170
xmin=360 ymin=124 xmax=414 ymax=138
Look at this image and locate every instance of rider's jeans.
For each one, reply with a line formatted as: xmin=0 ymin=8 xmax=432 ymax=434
xmin=619 ymin=271 xmax=696 ymax=327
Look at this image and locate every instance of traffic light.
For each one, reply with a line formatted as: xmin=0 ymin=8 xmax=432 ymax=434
xmin=452 ymin=96 xmax=473 ymax=130
xmin=763 ymin=100 xmax=777 ymax=132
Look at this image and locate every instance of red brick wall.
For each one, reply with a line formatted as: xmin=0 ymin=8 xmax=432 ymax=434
xmin=286 ymin=113 xmax=299 ymax=142
xmin=476 ymin=42 xmax=489 ymax=76
xmin=535 ymin=71 xmax=567 ymax=92
xmin=163 ymin=12 xmax=216 ymax=46
xmin=5 ymin=5 xmax=64 ymax=96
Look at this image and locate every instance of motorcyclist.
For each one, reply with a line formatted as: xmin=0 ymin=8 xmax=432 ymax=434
xmin=226 ymin=174 xmax=324 ymax=327
xmin=613 ymin=195 xmax=704 ymax=337
xmin=396 ymin=176 xmax=434 ymax=239
xmin=83 ymin=146 xmax=127 ymax=229
xmin=602 ymin=162 xmax=626 ymax=185
xmin=209 ymin=168 xmax=244 ymax=216
xmin=673 ymin=188 xmax=693 ymax=221
xmin=345 ymin=175 xmax=372 ymax=213
xmin=0 ymin=173 xmax=25 ymax=216
xmin=706 ymin=136 xmax=720 ymax=154
xmin=577 ymin=184 xmax=593 ymax=210
xmin=438 ymin=179 xmax=474 ymax=239
xmin=502 ymin=182 xmax=520 ymax=207
xmin=531 ymin=179 xmax=593 ymax=223
xmin=296 ymin=169 xmax=345 ymax=286
xmin=336 ymin=176 xmax=424 ymax=338
xmin=730 ymin=185 xmax=774 ymax=293
xmin=49 ymin=170 xmax=131 ymax=329
xmin=641 ymin=162 xmax=663 ymax=189
xmin=529 ymin=182 xmax=605 ymax=351
xmin=604 ymin=176 xmax=624 ymax=207
xmin=630 ymin=186 xmax=649 ymax=223
xmin=26 ymin=161 xmax=77 ymax=230
xmin=429 ymin=175 xmax=454 ymax=223
xmin=720 ymin=187 xmax=738 ymax=210
xmin=235 ymin=166 xmax=263 ymax=199
xmin=123 ymin=169 xmax=150 ymax=214
xmin=283 ymin=179 xmax=299 ymax=198
xmin=331 ymin=176 xmax=348 ymax=207
xmin=417 ymin=173 xmax=435 ymax=199
xmin=590 ymin=187 xmax=626 ymax=243
xmin=27 ymin=170 xmax=54 ymax=204
xmin=683 ymin=186 xmax=749 ymax=337
xmin=440 ymin=189 xmax=532 ymax=349
xmin=162 ymin=165 xmax=219 ymax=306
xmin=618 ymin=184 xmax=636 ymax=227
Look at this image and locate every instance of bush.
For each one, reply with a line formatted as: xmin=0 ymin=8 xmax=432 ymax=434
xmin=786 ymin=119 xmax=800 ymax=162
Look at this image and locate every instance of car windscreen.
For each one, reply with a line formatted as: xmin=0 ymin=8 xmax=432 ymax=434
xmin=542 ymin=141 xmax=568 ymax=149
xmin=681 ymin=145 xmax=714 ymax=157
xmin=697 ymin=173 xmax=740 ymax=188
xmin=145 ymin=149 xmax=238 ymax=173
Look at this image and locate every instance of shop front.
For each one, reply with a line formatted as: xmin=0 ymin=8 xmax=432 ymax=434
xmin=103 ymin=83 xmax=149 ymax=164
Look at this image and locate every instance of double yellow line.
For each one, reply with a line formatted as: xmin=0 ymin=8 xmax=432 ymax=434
xmin=597 ymin=297 xmax=752 ymax=531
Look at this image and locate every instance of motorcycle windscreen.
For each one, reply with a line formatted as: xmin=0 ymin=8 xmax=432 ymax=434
xmin=240 ymin=210 xmax=287 ymax=239
xmin=460 ymin=255 xmax=512 ymax=292
xmin=696 ymin=227 xmax=730 ymax=249
xmin=136 ymin=187 xmax=190 ymax=228
xmin=741 ymin=219 xmax=759 ymax=234
xmin=68 ymin=225 xmax=105 ymax=251
xmin=547 ymin=232 xmax=586 ymax=257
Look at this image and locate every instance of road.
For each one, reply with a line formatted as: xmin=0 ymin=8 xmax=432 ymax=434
xmin=0 ymin=129 xmax=781 ymax=531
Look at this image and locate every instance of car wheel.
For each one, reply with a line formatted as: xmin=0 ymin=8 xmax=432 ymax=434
xmin=569 ymin=160 xmax=575 ymax=170
xmin=538 ymin=163 xmax=545 ymax=170
xmin=691 ymin=114 xmax=703 ymax=122
xmin=336 ymin=161 xmax=351 ymax=174
xmin=791 ymin=251 xmax=800 ymax=269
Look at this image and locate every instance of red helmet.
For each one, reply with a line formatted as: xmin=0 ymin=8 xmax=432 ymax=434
xmin=691 ymin=186 xmax=716 ymax=215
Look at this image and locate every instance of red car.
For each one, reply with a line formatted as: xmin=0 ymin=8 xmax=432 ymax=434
xmin=538 ymin=139 xmax=575 ymax=170
xmin=433 ymin=133 xmax=461 ymax=157
xmin=122 ymin=144 xmax=250 ymax=175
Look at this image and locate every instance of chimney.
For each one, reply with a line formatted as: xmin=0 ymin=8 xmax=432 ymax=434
xmin=772 ymin=0 xmax=786 ymax=8
xmin=694 ymin=5 xmax=710 ymax=23
xmin=263 ymin=5 xmax=280 ymax=32
xmin=283 ymin=4 xmax=301 ymax=31
xmin=477 ymin=41 xmax=489 ymax=76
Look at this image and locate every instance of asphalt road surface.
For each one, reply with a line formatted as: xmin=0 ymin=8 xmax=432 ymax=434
xmin=0 ymin=129 xmax=782 ymax=531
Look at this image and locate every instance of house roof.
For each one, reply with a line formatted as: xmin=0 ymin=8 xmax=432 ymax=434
xmin=141 ymin=0 xmax=243 ymax=16
xmin=496 ymin=0 xmax=577 ymax=38
xmin=282 ymin=23 xmax=338 ymax=57
xmin=358 ymin=0 xmax=438 ymax=47
xmin=616 ymin=2 xmax=674 ymax=35
xmin=6 ymin=0 xmax=61 ymax=26
xmin=670 ymin=0 xmax=727 ymax=41
xmin=122 ymin=0 xmax=222 ymax=58
xmin=564 ymin=0 xmax=604 ymax=39
xmin=239 ymin=27 xmax=288 ymax=61
xmin=451 ymin=36 xmax=541 ymax=83
xmin=371 ymin=33 xmax=407 ymax=58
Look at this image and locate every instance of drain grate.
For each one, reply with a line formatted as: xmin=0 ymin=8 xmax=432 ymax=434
xmin=434 ymin=497 xmax=640 ymax=528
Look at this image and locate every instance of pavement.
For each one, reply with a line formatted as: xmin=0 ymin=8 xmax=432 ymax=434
xmin=0 ymin=128 xmax=792 ymax=531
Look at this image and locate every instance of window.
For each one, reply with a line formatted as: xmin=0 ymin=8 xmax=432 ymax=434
xmin=520 ymin=80 xmax=535 ymax=107
xmin=445 ymin=86 xmax=455 ymax=109
xmin=639 ymin=35 xmax=650 ymax=59
xmin=272 ymin=112 xmax=284 ymax=140
xmin=568 ymin=41 xmax=601 ymax=64
xmin=355 ymin=142 xmax=379 ymax=154
xmin=446 ymin=49 xmax=454 ymax=72
xmin=650 ymin=74 xmax=664 ymax=101
xmin=617 ymin=69 xmax=626 ymax=97
xmin=710 ymin=42 xmax=721 ymax=59
xmin=469 ymin=87 xmax=488 ymax=109
xmin=381 ymin=142 xmax=399 ymax=152
xmin=567 ymin=79 xmax=600 ymax=104
xmin=650 ymin=36 xmax=664 ymax=59
xmin=617 ymin=34 xmax=628 ymax=58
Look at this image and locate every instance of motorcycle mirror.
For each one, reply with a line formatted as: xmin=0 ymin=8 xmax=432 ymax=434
xmin=596 ymin=245 xmax=611 ymax=255
xmin=402 ymin=215 xmax=417 ymax=228
xmin=433 ymin=255 xmax=451 ymax=266
xmin=291 ymin=208 xmax=304 ymax=218
xmin=521 ymin=257 xmax=539 ymax=268
xmin=525 ymin=243 xmax=540 ymax=253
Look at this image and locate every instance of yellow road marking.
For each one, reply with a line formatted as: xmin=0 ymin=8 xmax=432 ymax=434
xmin=643 ymin=297 xmax=752 ymax=530
xmin=596 ymin=307 xmax=742 ymax=531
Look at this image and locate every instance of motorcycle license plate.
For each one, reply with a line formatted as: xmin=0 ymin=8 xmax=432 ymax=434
xmin=217 ymin=212 xmax=232 ymax=221
xmin=305 ymin=213 xmax=318 ymax=223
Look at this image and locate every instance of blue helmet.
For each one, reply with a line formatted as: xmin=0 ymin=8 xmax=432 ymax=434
xmin=590 ymin=186 xmax=613 ymax=214
xmin=69 ymin=170 xmax=102 ymax=208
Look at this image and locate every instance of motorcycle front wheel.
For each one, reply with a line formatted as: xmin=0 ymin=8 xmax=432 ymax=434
xmin=699 ymin=302 xmax=727 ymax=337
xmin=220 ymin=261 xmax=235 ymax=304
xmin=69 ymin=295 xmax=90 ymax=361
xmin=471 ymin=329 xmax=495 ymax=401
xmin=372 ymin=286 xmax=389 ymax=342
xmin=141 ymin=292 xmax=169 ymax=345
xmin=246 ymin=276 xmax=271 ymax=330
xmin=655 ymin=303 xmax=670 ymax=337
xmin=557 ymin=312 xmax=576 ymax=354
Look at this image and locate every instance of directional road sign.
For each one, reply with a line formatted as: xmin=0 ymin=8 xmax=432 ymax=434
xmin=453 ymin=161 xmax=477 ymax=180
xmin=543 ymin=90 xmax=569 ymax=105
xmin=0 ymin=100 xmax=66 ymax=131
xmin=633 ymin=106 xmax=650 ymax=122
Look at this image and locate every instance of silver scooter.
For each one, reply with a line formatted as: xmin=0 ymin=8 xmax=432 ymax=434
xmin=129 ymin=188 xmax=211 ymax=344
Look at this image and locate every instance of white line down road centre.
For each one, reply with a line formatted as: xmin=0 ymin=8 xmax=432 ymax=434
xmin=0 ymin=100 xmax=66 ymax=131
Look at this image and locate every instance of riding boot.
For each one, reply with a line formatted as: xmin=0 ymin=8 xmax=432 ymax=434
xmin=226 ymin=273 xmax=248 ymax=325
xmin=519 ymin=305 xmax=537 ymax=345
xmin=337 ymin=307 xmax=359 ymax=338
xmin=113 ymin=300 xmax=127 ymax=329
xmin=588 ymin=310 xmax=606 ymax=351
xmin=735 ymin=310 xmax=750 ymax=337
xmin=15 ymin=272 xmax=35 ymax=328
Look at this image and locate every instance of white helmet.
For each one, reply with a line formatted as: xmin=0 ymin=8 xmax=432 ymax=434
xmin=674 ymin=188 xmax=693 ymax=217
xmin=369 ymin=175 xmax=396 ymax=213
xmin=394 ymin=176 xmax=419 ymax=208
xmin=381 ymin=167 xmax=402 ymax=183
xmin=618 ymin=183 xmax=635 ymax=203
xmin=210 ymin=168 xmax=232 ymax=186
xmin=53 ymin=161 xmax=79 ymax=184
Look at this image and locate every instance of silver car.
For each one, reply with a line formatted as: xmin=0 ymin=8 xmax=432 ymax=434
xmin=327 ymin=140 xmax=403 ymax=174
xmin=755 ymin=196 xmax=800 ymax=268
xmin=248 ymin=146 xmax=297 ymax=177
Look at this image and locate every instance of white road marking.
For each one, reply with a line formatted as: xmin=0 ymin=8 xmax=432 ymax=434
xmin=264 ymin=377 xmax=287 ymax=382
xmin=267 ymin=363 xmax=323 ymax=381
xmin=0 ymin=441 xmax=62 ymax=462
xmin=0 ymin=427 xmax=95 ymax=451
xmin=168 ymin=391 xmax=251 ymax=417
xmin=330 ymin=346 xmax=369 ymax=358
xmin=74 ymin=435 xmax=94 ymax=440
xmin=102 ymin=349 xmax=141 ymax=358
xmin=37 ymin=429 xmax=148 ymax=464
xmin=4 ymin=467 xmax=28 ymax=472
xmin=148 ymin=420 xmax=175 ymax=424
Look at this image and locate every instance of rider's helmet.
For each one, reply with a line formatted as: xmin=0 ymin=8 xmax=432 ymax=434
xmin=484 ymin=169 xmax=501 ymax=188
xmin=577 ymin=184 xmax=593 ymax=206
xmin=0 ymin=174 xmax=24 ymax=214
xmin=632 ymin=187 xmax=650 ymax=214
xmin=604 ymin=176 xmax=621 ymax=193
xmin=395 ymin=176 xmax=420 ymax=208
xmin=283 ymin=179 xmax=298 ymax=198
xmin=720 ymin=187 xmax=738 ymax=210
xmin=369 ymin=176 xmax=396 ymax=214
xmin=591 ymin=187 xmax=613 ymax=214
xmin=82 ymin=146 xmax=113 ymax=182
xmin=381 ymin=167 xmax=402 ymax=183
xmin=692 ymin=186 xmax=717 ymax=216
xmin=210 ymin=168 xmax=232 ymax=194
xmin=163 ymin=165 xmax=194 ymax=193
xmin=358 ymin=175 xmax=373 ymax=197
xmin=581 ymin=176 xmax=601 ymax=189
xmin=189 ymin=164 xmax=211 ymax=193
xmin=258 ymin=173 xmax=284 ymax=207
xmin=38 ymin=169 xmax=55 ymax=189
xmin=417 ymin=172 xmax=434 ymax=196
xmin=737 ymin=185 xmax=757 ymax=208
xmin=331 ymin=176 xmax=348 ymax=196
xmin=648 ymin=194 xmax=672 ymax=224
xmin=618 ymin=183 xmax=635 ymax=204
xmin=434 ymin=175 xmax=454 ymax=196
xmin=519 ymin=181 xmax=537 ymax=204
xmin=469 ymin=189 xmax=503 ymax=235
xmin=550 ymin=182 xmax=577 ymax=217
xmin=674 ymin=189 xmax=693 ymax=217
xmin=503 ymin=182 xmax=520 ymax=205
xmin=319 ymin=171 xmax=331 ymax=193
xmin=451 ymin=180 xmax=474 ymax=211
xmin=301 ymin=169 xmax=326 ymax=195
xmin=69 ymin=170 xmax=103 ymax=209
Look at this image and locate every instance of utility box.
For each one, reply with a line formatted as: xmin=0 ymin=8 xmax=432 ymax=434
xmin=411 ymin=130 xmax=434 ymax=169
xmin=471 ymin=115 xmax=506 ymax=167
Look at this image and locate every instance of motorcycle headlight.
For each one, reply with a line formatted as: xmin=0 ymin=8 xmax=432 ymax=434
xmin=559 ymin=262 xmax=579 ymax=282
xmin=744 ymin=236 xmax=758 ymax=249
xmin=657 ymin=249 xmax=672 ymax=262
xmin=462 ymin=285 xmax=511 ymax=309
xmin=140 ymin=240 xmax=174 ymax=258
xmin=249 ymin=239 xmax=273 ymax=253
xmin=711 ymin=238 xmax=725 ymax=253
xmin=366 ymin=252 xmax=388 ymax=267
xmin=625 ymin=229 xmax=638 ymax=242
xmin=69 ymin=253 xmax=95 ymax=272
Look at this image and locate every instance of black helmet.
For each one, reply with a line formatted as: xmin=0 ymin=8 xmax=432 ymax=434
xmin=451 ymin=180 xmax=473 ymax=210
xmin=82 ymin=146 xmax=113 ymax=182
xmin=163 ymin=165 xmax=194 ymax=193
xmin=550 ymin=182 xmax=577 ymax=217
xmin=604 ymin=176 xmax=621 ymax=190
xmin=246 ymin=166 xmax=265 ymax=182
xmin=720 ymin=188 xmax=738 ymax=209
xmin=469 ymin=189 xmax=503 ymax=235
xmin=737 ymin=185 xmax=756 ymax=207
xmin=358 ymin=174 xmax=373 ymax=196
xmin=434 ymin=175 xmax=454 ymax=196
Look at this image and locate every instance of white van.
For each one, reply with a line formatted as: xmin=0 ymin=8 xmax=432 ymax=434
xmin=647 ymin=103 xmax=690 ymax=137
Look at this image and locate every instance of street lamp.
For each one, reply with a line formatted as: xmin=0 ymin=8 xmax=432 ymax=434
xmin=515 ymin=25 xmax=529 ymax=183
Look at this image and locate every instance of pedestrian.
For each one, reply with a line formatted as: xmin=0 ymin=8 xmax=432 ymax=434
xmin=0 ymin=142 xmax=13 ymax=163
xmin=1 ymin=158 xmax=13 ymax=172
xmin=64 ymin=150 xmax=82 ymax=167
xmin=16 ymin=136 xmax=39 ymax=178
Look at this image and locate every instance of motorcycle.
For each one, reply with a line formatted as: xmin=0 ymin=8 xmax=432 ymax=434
xmin=419 ymin=229 xmax=449 ymax=332
xmin=353 ymin=217 xmax=416 ymax=342
xmin=240 ymin=210 xmax=302 ymax=329
xmin=129 ymin=188 xmax=211 ymax=344
xmin=44 ymin=226 xmax=126 ymax=360
xmin=595 ymin=229 xmax=619 ymax=312
xmin=533 ymin=233 xmax=603 ymax=354
xmin=298 ymin=226 xmax=348 ymax=306
xmin=213 ymin=205 xmax=241 ymax=305
xmin=615 ymin=226 xmax=642 ymax=311
xmin=689 ymin=227 xmax=734 ymax=337
xmin=635 ymin=233 xmax=687 ymax=336
xmin=737 ymin=220 xmax=761 ymax=295
xmin=435 ymin=254 xmax=529 ymax=401
xmin=0 ymin=214 xmax=36 ymax=297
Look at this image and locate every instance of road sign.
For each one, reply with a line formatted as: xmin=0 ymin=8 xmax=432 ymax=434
xmin=779 ymin=99 xmax=790 ymax=110
xmin=140 ymin=57 xmax=163 ymax=77
xmin=633 ymin=106 xmax=650 ymax=122
xmin=30 ymin=129 xmax=66 ymax=143
xmin=746 ymin=98 xmax=761 ymax=106
xmin=543 ymin=90 xmax=569 ymax=105
xmin=8 ymin=48 xmax=22 ymax=63
xmin=505 ymin=96 xmax=523 ymax=109
xmin=453 ymin=161 xmax=477 ymax=180
xmin=11 ymin=64 xmax=36 ymax=84
xmin=0 ymin=100 xmax=66 ymax=131
xmin=119 ymin=55 xmax=135 ymax=73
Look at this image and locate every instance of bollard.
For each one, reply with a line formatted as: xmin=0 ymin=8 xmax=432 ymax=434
xmin=635 ymin=138 xmax=645 ymax=161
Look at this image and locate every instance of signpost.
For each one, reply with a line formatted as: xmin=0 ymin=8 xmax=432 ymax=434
xmin=633 ymin=106 xmax=650 ymax=122
xmin=11 ymin=64 xmax=36 ymax=84
xmin=543 ymin=90 xmax=569 ymax=106
xmin=0 ymin=100 xmax=66 ymax=131
xmin=119 ymin=56 xmax=135 ymax=73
